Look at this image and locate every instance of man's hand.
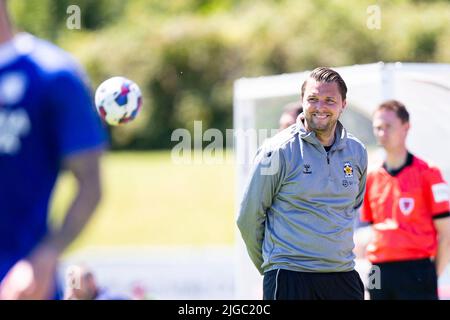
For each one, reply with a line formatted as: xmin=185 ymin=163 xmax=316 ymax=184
xmin=0 ymin=245 xmax=59 ymax=300
xmin=353 ymin=226 xmax=373 ymax=260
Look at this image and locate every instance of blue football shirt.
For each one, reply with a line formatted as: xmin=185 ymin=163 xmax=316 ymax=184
xmin=0 ymin=33 xmax=106 ymax=280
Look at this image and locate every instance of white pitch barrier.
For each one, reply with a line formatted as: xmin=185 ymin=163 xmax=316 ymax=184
xmin=59 ymin=246 xmax=235 ymax=300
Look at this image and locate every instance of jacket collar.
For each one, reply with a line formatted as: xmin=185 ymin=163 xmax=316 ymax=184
xmin=295 ymin=113 xmax=347 ymax=150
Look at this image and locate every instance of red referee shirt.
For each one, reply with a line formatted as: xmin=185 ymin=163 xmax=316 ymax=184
xmin=361 ymin=153 xmax=450 ymax=263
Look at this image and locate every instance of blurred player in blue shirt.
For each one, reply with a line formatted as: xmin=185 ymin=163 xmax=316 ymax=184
xmin=0 ymin=1 xmax=106 ymax=299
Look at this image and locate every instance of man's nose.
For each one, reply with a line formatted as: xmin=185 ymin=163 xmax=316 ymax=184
xmin=376 ymin=129 xmax=386 ymax=137
xmin=316 ymin=100 xmax=327 ymax=110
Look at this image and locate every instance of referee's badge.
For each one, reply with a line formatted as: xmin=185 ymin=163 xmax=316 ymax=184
xmin=343 ymin=162 xmax=353 ymax=178
xmin=399 ymin=198 xmax=414 ymax=215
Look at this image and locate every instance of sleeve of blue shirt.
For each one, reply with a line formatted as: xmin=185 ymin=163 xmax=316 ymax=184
xmin=46 ymin=68 xmax=107 ymax=158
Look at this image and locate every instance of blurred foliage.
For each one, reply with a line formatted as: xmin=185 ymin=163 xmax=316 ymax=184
xmin=7 ymin=0 xmax=450 ymax=149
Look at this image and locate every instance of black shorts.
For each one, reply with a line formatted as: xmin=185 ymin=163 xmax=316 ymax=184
xmin=263 ymin=268 xmax=364 ymax=300
xmin=368 ymin=258 xmax=438 ymax=300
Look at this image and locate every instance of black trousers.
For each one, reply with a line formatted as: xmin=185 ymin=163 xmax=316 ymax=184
xmin=263 ymin=268 xmax=364 ymax=300
xmin=368 ymin=258 xmax=438 ymax=300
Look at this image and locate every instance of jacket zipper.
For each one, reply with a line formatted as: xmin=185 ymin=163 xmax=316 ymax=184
xmin=326 ymin=150 xmax=331 ymax=180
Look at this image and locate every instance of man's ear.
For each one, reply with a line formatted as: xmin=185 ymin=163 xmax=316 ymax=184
xmin=404 ymin=121 xmax=410 ymax=132
xmin=342 ymin=99 xmax=347 ymax=110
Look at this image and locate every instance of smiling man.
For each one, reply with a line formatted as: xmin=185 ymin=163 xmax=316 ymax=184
xmin=237 ymin=67 xmax=368 ymax=300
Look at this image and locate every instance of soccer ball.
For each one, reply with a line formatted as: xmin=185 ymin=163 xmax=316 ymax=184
xmin=95 ymin=76 xmax=143 ymax=126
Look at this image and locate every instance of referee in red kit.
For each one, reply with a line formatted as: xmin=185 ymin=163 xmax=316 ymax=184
xmin=361 ymin=100 xmax=450 ymax=300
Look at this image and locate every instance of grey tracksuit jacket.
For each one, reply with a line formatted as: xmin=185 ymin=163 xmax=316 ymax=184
xmin=237 ymin=119 xmax=368 ymax=275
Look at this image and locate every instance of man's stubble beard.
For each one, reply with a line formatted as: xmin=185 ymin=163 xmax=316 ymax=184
xmin=305 ymin=113 xmax=340 ymax=137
